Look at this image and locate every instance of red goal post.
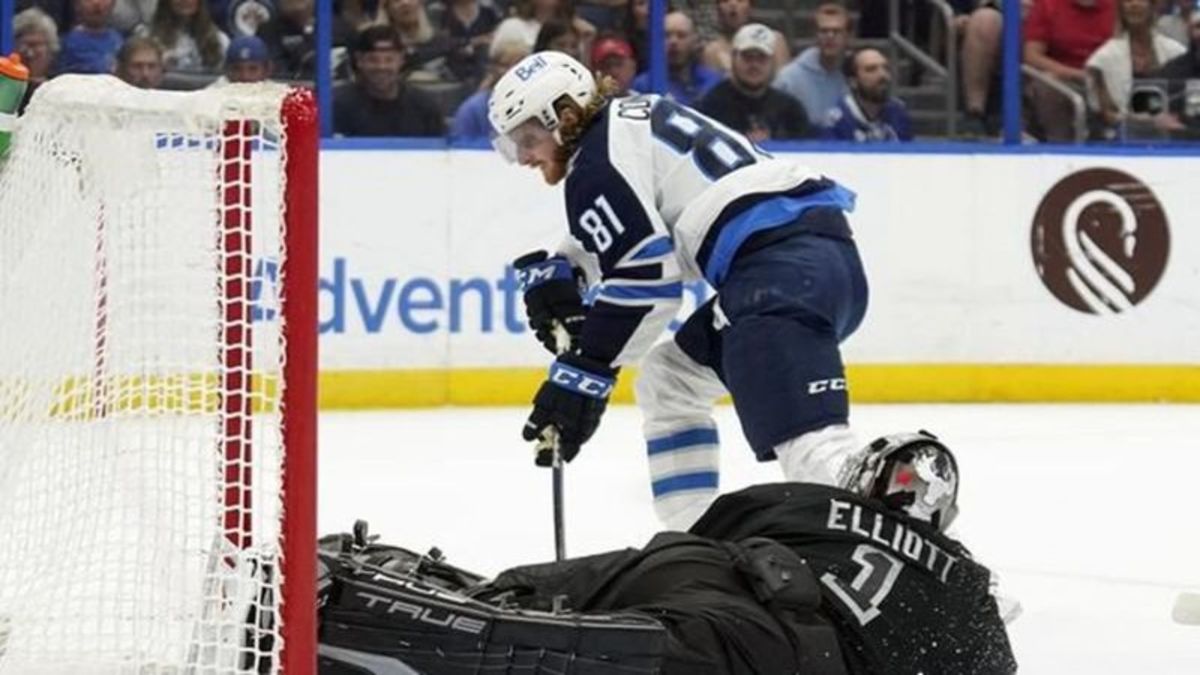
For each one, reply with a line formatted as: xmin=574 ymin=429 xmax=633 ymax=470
xmin=0 ymin=76 xmax=317 ymax=674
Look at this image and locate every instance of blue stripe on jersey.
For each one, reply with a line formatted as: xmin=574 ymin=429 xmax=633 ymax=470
xmin=652 ymin=471 xmax=719 ymax=497
xmin=647 ymin=428 xmax=720 ymax=455
xmin=631 ymin=236 xmax=674 ymax=260
xmin=703 ymin=184 xmax=857 ymax=287
xmin=598 ymin=282 xmax=684 ymax=301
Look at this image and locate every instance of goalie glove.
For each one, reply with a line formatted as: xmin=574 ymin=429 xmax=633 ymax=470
xmin=513 ymin=250 xmax=586 ymax=355
xmin=522 ymin=353 xmax=617 ymax=466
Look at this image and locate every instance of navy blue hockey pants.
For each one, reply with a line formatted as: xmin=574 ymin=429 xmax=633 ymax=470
xmin=674 ymin=207 xmax=869 ymax=459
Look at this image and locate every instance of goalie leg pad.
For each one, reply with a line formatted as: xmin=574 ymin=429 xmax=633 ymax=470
xmin=318 ymin=551 xmax=666 ymax=675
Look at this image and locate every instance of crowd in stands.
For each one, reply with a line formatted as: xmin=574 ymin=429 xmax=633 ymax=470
xmin=7 ymin=0 xmax=1200 ymax=141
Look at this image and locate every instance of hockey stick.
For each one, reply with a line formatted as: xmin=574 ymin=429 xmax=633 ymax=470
xmin=543 ymin=322 xmax=573 ymax=562
xmin=536 ymin=425 xmax=567 ymax=562
xmin=542 ymin=427 xmax=567 ymax=562
xmin=530 ymin=423 xmax=566 ymax=561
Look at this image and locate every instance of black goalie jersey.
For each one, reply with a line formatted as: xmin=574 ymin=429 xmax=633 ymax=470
xmin=690 ymin=483 xmax=1018 ymax=675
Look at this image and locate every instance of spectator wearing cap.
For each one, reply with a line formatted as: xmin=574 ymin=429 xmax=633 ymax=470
xmin=450 ymin=39 xmax=530 ymax=140
xmin=697 ymin=23 xmax=812 ymax=141
xmin=591 ymin=33 xmax=637 ymax=95
xmin=114 ymin=34 xmax=164 ymax=88
xmin=824 ymin=48 xmax=913 ymax=141
xmin=224 ymin=34 xmax=273 ymax=82
xmin=334 ymin=25 xmax=446 ymax=136
xmin=773 ymin=2 xmax=850 ymax=126
xmin=631 ymin=11 xmax=722 ymax=106
xmin=702 ymin=0 xmax=789 ymax=75
xmin=57 ymin=0 xmax=124 ymax=75
xmin=13 ymin=7 xmax=59 ymax=111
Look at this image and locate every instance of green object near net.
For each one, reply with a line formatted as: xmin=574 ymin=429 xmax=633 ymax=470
xmin=0 ymin=55 xmax=30 ymax=157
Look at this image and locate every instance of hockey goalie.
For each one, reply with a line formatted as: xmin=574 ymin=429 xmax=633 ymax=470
xmin=316 ymin=431 xmax=1018 ymax=675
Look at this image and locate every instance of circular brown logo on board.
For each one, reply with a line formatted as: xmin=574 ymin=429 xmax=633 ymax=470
xmin=1031 ymin=168 xmax=1169 ymax=314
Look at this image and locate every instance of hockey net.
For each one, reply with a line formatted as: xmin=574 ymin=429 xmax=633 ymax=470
xmin=0 ymin=76 xmax=317 ymax=674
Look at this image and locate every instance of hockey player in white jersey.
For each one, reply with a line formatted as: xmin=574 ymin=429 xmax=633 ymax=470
xmin=491 ymin=51 xmax=869 ymax=530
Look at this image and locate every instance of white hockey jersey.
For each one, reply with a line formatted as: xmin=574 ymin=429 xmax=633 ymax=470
xmin=556 ymin=94 xmax=835 ymax=368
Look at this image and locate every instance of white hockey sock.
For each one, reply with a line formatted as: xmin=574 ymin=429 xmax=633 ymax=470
xmin=646 ymin=427 xmax=721 ymax=531
xmin=774 ymin=424 xmax=860 ymax=486
xmin=654 ymin=490 xmax=718 ymax=532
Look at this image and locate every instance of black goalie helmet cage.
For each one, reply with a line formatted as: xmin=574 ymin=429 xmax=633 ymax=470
xmin=851 ymin=430 xmax=960 ymax=531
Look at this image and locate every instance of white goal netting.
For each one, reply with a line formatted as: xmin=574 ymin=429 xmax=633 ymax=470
xmin=0 ymin=76 xmax=310 ymax=674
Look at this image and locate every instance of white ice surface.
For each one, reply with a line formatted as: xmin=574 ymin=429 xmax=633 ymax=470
xmin=318 ymin=404 xmax=1200 ymax=674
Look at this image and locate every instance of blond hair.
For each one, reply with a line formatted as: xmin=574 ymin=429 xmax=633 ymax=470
xmin=555 ymin=74 xmax=622 ymax=164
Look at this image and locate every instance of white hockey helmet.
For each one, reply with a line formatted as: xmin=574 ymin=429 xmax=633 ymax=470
xmin=488 ymin=51 xmax=597 ymax=161
xmin=843 ymin=430 xmax=960 ymax=531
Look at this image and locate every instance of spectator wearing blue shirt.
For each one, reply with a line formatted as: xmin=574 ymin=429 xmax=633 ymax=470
xmin=450 ymin=39 xmax=530 ymax=141
xmin=631 ymin=10 xmax=722 ymax=106
xmin=824 ymin=48 xmax=913 ymax=142
xmin=773 ymin=1 xmax=849 ymax=126
xmin=58 ymin=0 xmax=123 ymax=75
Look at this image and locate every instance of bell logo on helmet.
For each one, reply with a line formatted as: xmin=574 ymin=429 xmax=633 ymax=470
xmin=489 ymin=51 xmax=596 ymax=151
xmin=515 ymin=55 xmax=550 ymax=81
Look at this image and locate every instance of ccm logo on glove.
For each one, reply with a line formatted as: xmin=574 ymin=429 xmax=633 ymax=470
xmin=516 ymin=256 xmax=574 ymax=291
xmin=549 ymin=362 xmax=614 ymax=399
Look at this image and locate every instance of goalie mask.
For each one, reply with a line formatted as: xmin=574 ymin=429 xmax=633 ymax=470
xmin=844 ymin=430 xmax=959 ymax=531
